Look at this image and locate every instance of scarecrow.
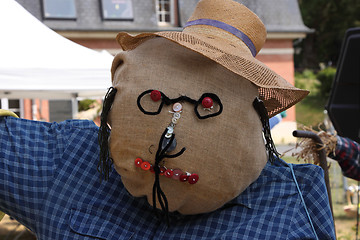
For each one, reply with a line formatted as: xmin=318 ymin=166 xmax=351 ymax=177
xmin=0 ymin=0 xmax=335 ymax=239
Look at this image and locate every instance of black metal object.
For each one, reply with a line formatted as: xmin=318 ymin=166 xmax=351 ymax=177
xmin=292 ymin=130 xmax=334 ymax=220
xmin=326 ymin=27 xmax=360 ymax=143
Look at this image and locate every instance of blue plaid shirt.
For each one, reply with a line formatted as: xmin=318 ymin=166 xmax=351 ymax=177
xmin=333 ymin=136 xmax=360 ymax=181
xmin=0 ymin=117 xmax=335 ymax=239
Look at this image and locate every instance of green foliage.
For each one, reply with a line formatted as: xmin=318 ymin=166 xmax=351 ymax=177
xmin=296 ymin=95 xmax=327 ymax=130
xmin=297 ymin=0 xmax=360 ymax=68
xmin=295 ymin=69 xmax=326 ymax=130
xmin=295 ymin=69 xmax=320 ymax=95
xmin=316 ymin=67 xmax=337 ymax=98
xmin=301 ymin=69 xmax=317 ymax=80
xmin=78 ymin=99 xmax=96 ymax=112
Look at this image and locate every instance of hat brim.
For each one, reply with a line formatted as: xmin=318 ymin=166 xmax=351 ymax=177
xmin=116 ymin=31 xmax=309 ymax=117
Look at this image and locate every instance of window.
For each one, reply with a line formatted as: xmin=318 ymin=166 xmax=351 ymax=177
xmin=100 ymin=0 xmax=134 ymax=20
xmin=156 ymin=0 xmax=178 ymax=26
xmin=42 ymin=0 xmax=77 ymax=19
xmin=1 ymin=99 xmax=21 ymax=117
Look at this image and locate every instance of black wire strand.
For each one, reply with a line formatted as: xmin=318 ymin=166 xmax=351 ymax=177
xmin=137 ymin=89 xmax=222 ymax=226
xmin=357 ymin=181 xmax=359 ymax=240
xmin=98 ymin=87 xmax=117 ymax=181
xmin=137 ymin=90 xmax=223 ymax=119
xmin=252 ymin=97 xmax=280 ymax=163
xmin=152 ymin=128 xmax=186 ymax=226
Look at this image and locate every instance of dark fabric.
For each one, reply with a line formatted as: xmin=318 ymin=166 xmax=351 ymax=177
xmin=333 ymin=136 xmax=360 ymax=181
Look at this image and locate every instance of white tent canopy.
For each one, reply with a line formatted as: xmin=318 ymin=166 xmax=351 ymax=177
xmin=0 ymin=0 xmax=114 ymax=99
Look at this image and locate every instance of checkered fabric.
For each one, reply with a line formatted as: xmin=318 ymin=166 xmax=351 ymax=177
xmin=333 ymin=136 xmax=360 ymax=181
xmin=0 ymin=117 xmax=335 ymax=239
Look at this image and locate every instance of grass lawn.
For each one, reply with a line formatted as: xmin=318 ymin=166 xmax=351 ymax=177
xmin=295 ymin=74 xmax=328 ymax=130
xmin=296 ymin=95 xmax=328 ymax=130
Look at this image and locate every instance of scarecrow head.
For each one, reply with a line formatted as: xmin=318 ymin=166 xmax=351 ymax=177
xmin=99 ymin=0 xmax=308 ymax=217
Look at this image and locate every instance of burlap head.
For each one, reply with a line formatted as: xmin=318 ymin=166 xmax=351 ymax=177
xmin=104 ymin=0 xmax=308 ymax=215
xmin=116 ymin=0 xmax=309 ymax=117
xmin=109 ymin=38 xmax=267 ymax=215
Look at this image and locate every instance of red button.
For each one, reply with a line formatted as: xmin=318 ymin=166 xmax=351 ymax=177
xmin=140 ymin=161 xmax=151 ymax=171
xmin=188 ymin=174 xmax=199 ymax=184
xmin=202 ymin=97 xmax=213 ymax=109
xmin=179 ymin=174 xmax=188 ymax=182
xmin=135 ymin=158 xmax=143 ymax=167
xmin=172 ymin=169 xmax=183 ymax=180
xmin=160 ymin=167 xmax=166 ymax=176
xmin=150 ymin=90 xmax=162 ymax=102
xmin=164 ymin=169 xmax=174 ymax=178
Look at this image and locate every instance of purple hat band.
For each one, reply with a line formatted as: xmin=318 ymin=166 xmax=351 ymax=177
xmin=184 ymin=18 xmax=257 ymax=57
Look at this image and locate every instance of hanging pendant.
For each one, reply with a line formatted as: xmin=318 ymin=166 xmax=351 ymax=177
xmin=161 ymin=136 xmax=177 ymax=152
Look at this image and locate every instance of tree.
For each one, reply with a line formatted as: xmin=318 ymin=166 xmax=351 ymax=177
xmin=296 ymin=0 xmax=360 ymax=69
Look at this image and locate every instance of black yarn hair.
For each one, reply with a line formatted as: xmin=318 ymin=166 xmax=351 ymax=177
xmin=252 ymin=97 xmax=280 ymax=163
xmin=137 ymin=90 xmax=223 ymax=119
xmin=98 ymin=87 xmax=117 ymax=181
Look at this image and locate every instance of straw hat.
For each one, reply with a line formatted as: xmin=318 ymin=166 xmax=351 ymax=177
xmin=116 ymin=0 xmax=309 ymax=117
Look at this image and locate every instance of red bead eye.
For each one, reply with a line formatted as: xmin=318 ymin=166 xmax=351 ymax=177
xmin=202 ymin=97 xmax=213 ymax=109
xmin=150 ymin=90 xmax=162 ymax=102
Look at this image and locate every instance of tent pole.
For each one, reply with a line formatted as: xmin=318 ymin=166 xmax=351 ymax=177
xmin=71 ymin=95 xmax=78 ymax=119
xmin=32 ymin=99 xmax=37 ymax=121
xmin=1 ymin=98 xmax=9 ymax=110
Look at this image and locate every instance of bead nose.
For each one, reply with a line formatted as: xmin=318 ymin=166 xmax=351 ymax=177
xmin=161 ymin=128 xmax=177 ymax=152
xmin=159 ymin=102 xmax=183 ymax=153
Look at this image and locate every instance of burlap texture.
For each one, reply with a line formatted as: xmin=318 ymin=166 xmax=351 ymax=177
xmin=116 ymin=0 xmax=309 ymax=118
xmin=109 ymin=38 xmax=267 ymax=215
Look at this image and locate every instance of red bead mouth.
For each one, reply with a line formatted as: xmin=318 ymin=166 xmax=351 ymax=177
xmin=134 ymin=157 xmax=199 ymax=184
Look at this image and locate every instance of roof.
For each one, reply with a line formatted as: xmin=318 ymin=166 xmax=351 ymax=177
xmin=240 ymin=0 xmax=311 ymax=33
xmin=14 ymin=0 xmax=311 ymax=33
